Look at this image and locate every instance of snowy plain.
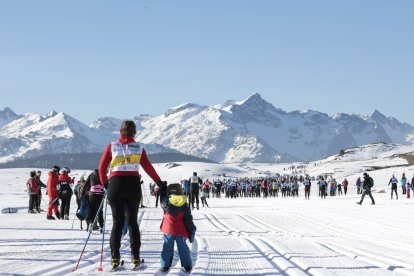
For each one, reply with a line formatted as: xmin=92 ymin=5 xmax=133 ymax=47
xmin=1 ymin=145 xmax=414 ymax=275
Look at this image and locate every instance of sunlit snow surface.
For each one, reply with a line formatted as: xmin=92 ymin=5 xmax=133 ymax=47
xmin=1 ymin=148 xmax=414 ymax=275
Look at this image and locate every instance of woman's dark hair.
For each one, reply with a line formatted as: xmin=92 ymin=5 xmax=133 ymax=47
xmin=120 ymin=120 xmax=136 ymax=137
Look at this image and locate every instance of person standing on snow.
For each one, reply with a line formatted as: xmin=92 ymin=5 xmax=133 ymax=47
xmin=35 ymin=171 xmax=47 ymax=212
xmin=201 ymin=188 xmax=209 ymax=207
xmin=158 ymin=183 xmax=196 ymax=273
xmin=81 ymin=169 xmax=105 ymax=232
xmin=401 ymin=173 xmax=407 ymax=195
xmin=336 ymin=179 xmax=342 ymax=196
xmin=202 ymin=179 xmax=211 ymax=198
xmin=188 ymin=172 xmax=202 ymax=210
xmin=357 ymin=172 xmax=375 ymax=205
xmin=406 ymin=180 xmax=411 ymax=199
xmin=342 ymin=178 xmax=349 ymax=195
xmin=356 ymin=177 xmax=362 ymax=194
xmin=303 ymin=175 xmax=311 ymax=200
xmin=27 ymin=171 xmax=39 ymax=213
xmin=181 ymin=179 xmax=191 ymax=205
xmin=388 ymin=174 xmax=399 ymax=200
xmin=99 ymin=120 xmax=163 ymax=270
xmin=58 ymin=167 xmax=74 ymax=220
xmin=318 ymin=176 xmax=327 ymax=199
xmin=47 ymin=166 xmax=61 ymax=220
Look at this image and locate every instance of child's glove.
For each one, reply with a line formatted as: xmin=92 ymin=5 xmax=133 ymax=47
xmin=156 ymin=181 xmax=167 ymax=188
xmin=189 ymin=232 xmax=195 ymax=243
xmin=157 ymin=181 xmax=167 ymax=195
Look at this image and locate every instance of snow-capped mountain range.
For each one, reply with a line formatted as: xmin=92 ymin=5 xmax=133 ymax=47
xmin=0 ymin=110 xmax=172 ymax=164
xmin=1 ymin=93 xmax=414 ymax=164
xmin=92 ymin=93 xmax=414 ymax=162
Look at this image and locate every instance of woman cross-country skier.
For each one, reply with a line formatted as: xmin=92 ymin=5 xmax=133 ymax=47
xmin=99 ymin=120 xmax=163 ymax=270
xmin=81 ymin=169 xmax=105 ymax=232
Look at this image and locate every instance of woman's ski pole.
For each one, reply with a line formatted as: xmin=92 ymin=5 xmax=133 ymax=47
xmin=98 ymin=194 xmax=109 ymax=271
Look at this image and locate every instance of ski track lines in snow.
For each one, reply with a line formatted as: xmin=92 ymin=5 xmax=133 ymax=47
xmin=197 ymin=207 xmax=411 ymax=276
xmin=25 ymin=211 xmax=145 ymax=275
xmin=2 ymin=182 xmax=414 ymax=275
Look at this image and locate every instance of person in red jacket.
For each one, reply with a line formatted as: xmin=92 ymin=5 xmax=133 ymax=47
xmin=99 ymin=120 xmax=163 ymax=270
xmin=47 ymin=166 xmax=61 ymax=220
xmin=58 ymin=167 xmax=74 ymax=220
xmin=158 ymin=183 xmax=196 ymax=273
xmin=27 ymin=171 xmax=39 ymax=213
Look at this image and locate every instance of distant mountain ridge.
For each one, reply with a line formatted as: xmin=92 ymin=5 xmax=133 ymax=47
xmin=1 ymin=93 xmax=414 ymax=164
xmin=94 ymin=93 xmax=414 ymax=162
xmin=0 ymin=110 xmax=174 ymax=164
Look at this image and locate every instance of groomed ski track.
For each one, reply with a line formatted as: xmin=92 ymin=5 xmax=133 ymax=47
xmin=2 ymin=192 xmax=413 ymax=275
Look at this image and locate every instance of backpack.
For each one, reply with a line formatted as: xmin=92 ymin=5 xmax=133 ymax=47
xmin=76 ymin=196 xmax=89 ymax=221
xmin=369 ymin=177 xmax=374 ymax=188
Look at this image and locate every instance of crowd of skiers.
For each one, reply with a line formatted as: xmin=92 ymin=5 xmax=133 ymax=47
xmin=144 ymin=171 xmax=414 ymax=206
xmin=27 ymin=168 xmax=414 ymax=216
xmin=388 ymin=172 xmax=412 ymax=199
xmin=171 ymin=174 xmax=347 ymax=203
xmin=26 ymin=166 xmax=74 ymax=219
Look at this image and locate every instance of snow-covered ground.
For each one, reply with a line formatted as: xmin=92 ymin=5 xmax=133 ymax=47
xmin=1 ymin=152 xmax=414 ymax=275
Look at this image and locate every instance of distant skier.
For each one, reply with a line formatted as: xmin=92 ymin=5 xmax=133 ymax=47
xmin=357 ymin=172 xmax=375 ymax=205
xmin=35 ymin=171 xmax=47 ymax=212
xmin=189 ymin=172 xmax=202 ymax=210
xmin=318 ymin=176 xmax=327 ymax=199
xmin=356 ymin=177 xmax=362 ymax=194
xmin=342 ymin=178 xmax=349 ymax=195
xmin=388 ymin=174 xmax=398 ymax=200
xmin=329 ymin=178 xmax=336 ymax=197
xmin=406 ymin=181 xmax=411 ymax=199
xmin=201 ymin=189 xmax=209 ymax=207
xmin=27 ymin=171 xmax=39 ymax=213
xmin=337 ymin=179 xmax=342 ymax=196
xmin=401 ymin=173 xmax=407 ymax=195
xmin=58 ymin=167 xmax=74 ymax=220
xmin=303 ymin=175 xmax=311 ymax=200
xmin=213 ymin=180 xmax=222 ymax=198
xmin=182 ymin=179 xmax=191 ymax=205
xmin=202 ymin=179 xmax=211 ymax=198
xmin=47 ymin=166 xmax=61 ymax=220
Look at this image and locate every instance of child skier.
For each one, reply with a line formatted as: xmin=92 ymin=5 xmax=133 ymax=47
xmin=158 ymin=182 xmax=196 ymax=273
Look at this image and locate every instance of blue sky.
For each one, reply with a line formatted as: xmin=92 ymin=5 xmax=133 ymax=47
xmin=1 ymin=1 xmax=413 ymax=124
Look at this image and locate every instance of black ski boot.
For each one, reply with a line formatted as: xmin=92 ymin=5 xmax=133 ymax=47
xmin=131 ymin=257 xmax=144 ymax=269
xmin=111 ymin=258 xmax=120 ymax=270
